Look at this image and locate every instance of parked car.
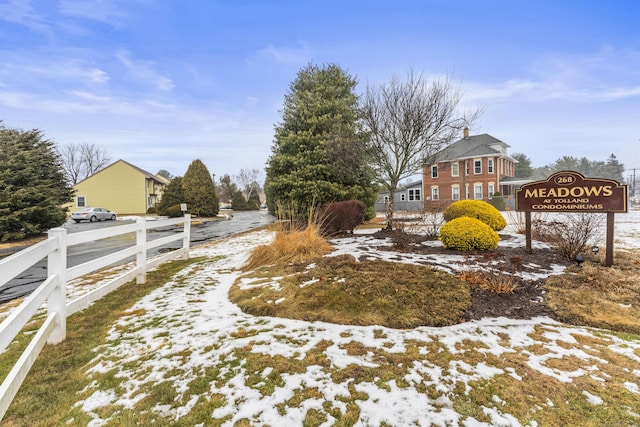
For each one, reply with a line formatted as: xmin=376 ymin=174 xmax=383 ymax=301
xmin=71 ymin=207 xmax=117 ymax=223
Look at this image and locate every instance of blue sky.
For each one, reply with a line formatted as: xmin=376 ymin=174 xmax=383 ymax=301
xmin=1 ymin=0 xmax=639 ymax=184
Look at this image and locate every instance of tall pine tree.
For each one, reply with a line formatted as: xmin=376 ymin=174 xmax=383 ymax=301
xmin=0 ymin=124 xmax=73 ymax=241
xmin=512 ymin=153 xmax=533 ymax=178
xmin=264 ymin=63 xmax=377 ymax=218
xmin=604 ymin=153 xmax=624 ymax=183
xmin=182 ymin=159 xmax=219 ymax=217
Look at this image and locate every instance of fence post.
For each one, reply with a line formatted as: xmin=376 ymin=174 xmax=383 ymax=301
xmin=136 ymin=217 xmax=147 ymax=284
xmin=47 ymin=228 xmax=67 ymax=344
xmin=182 ymin=214 xmax=191 ymax=260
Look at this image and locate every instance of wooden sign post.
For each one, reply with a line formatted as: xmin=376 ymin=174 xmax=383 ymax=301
xmin=516 ymin=171 xmax=628 ymax=267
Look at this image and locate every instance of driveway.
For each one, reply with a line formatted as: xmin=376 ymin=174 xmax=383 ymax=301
xmin=0 ymin=211 xmax=274 ymax=304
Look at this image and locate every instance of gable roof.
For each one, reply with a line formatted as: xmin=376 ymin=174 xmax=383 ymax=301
xmin=378 ymin=180 xmax=422 ymax=195
xmin=76 ymin=159 xmax=166 ymax=185
xmin=432 ymin=133 xmax=512 ymax=163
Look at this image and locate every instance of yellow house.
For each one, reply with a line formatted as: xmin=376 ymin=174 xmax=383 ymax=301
xmin=69 ymin=160 xmax=169 ymax=215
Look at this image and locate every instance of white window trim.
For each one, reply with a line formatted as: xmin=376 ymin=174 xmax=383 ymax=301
xmin=474 ymin=183 xmax=483 ymax=200
xmin=431 ymin=165 xmax=438 ymax=178
xmin=76 ymin=195 xmax=86 ymax=207
xmin=451 ymin=185 xmax=460 ymax=200
xmin=488 ymin=158 xmax=495 ymax=174
xmin=473 ymin=159 xmax=482 ymax=175
xmin=431 ymin=185 xmax=439 ymax=201
xmin=451 ymin=162 xmax=459 ymax=177
xmin=488 ymin=182 xmax=495 ymax=199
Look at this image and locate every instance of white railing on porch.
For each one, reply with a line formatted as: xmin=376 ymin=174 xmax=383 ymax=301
xmin=0 ymin=215 xmax=191 ymax=420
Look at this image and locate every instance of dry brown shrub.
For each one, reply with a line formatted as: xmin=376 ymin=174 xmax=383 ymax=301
xmin=532 ymin=213 xmax=604 ymax=260
xmin=458 ymin=269 xmax=518 ymax=294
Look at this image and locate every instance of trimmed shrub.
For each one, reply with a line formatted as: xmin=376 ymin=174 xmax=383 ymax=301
xmin=146 ymin=207 xmax=157 ymax=214
xmin=439 ymin=217 xmax=500 ymax=251
xmin=443 ymin=200 xmax=507 ymax=231
xmin=318 ymin=200 xmax=366 ymax=235
xmin=165 ymin=204 xmax=184 ymax=218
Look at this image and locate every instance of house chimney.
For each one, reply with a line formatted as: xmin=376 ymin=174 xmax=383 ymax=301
xmin=463 ymin=127 xmax=469 ymax=139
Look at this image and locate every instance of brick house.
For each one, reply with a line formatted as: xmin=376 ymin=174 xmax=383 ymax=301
xmin=422 ymin=129 xmax=517 ymax=207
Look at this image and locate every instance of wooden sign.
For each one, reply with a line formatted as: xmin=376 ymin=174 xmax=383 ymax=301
xmin=516 ymin=171 xmax=628 ymax=212
xmin=516 ymin=171 xmax=628 ymax=267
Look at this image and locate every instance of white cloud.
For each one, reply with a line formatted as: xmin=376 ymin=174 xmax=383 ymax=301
xmin=0 ymin=58 xmax=110 ymax=86
xmin=258 ymin=43 xmax=311 ymax=65
xmin=466 ymin=46 xmax=640 ymax=104
xmin=57 ymin=0 xmax=131 ymax=26
xmin=115 ymin=50 xmax=175 ymax=91
xmin=0 ymin=0 xmax=51 ymax=34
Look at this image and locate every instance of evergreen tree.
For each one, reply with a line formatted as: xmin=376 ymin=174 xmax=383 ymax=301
xmin=182 ymin=159 xmax=219 ymax=217
xmin=604 ymin=153 xmax=625 ymax=183
xmin=231 ymin=190 xmax=249 ymax=210
xmin=157 ymin=176 xmax=184 ymax=215
xmin=0 ymin=124 xmax=73 ymax=241
xmin=247 ymin=188 xmax=262 ymax=210
xmin=545 ymin=154 xmax=625 ymax=181
xmin=156 ymin=169 xmax=173 ymax=181
xmin=512 ymin=152 xmax=533 ymax=178
xmin=264 ymin=63 xmax=377 ymax=218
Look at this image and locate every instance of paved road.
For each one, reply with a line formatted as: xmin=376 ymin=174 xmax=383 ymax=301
xmin=0 ymin=210 xmax=274 ymax=304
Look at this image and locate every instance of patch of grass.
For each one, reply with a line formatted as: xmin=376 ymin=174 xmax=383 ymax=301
xmin=454 ymin=328 xmax=640 ymax=427
xmin=546 ymin=250 xmax=640 ymax=334
xmin=232 ymin=254 xmax=470 ymax=328
xmin=0 ymin=256 xmax=206 ymax=426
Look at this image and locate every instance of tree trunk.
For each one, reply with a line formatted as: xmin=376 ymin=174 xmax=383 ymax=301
xmin=385 ymin=188 xmax=396 ymax=230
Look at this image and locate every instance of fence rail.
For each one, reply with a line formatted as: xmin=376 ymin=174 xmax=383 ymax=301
xmin=0 ymin=215 xmax=191 ymax=419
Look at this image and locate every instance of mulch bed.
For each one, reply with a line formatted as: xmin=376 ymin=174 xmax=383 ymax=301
xmin=369 ymin=229 xmax=571 ymax=321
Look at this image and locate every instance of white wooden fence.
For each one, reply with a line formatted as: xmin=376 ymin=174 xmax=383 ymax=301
xmin=0 ymin=215 xmax=191 ymax=419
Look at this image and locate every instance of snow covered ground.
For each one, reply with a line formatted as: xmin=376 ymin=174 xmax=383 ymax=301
xmin=70 ymin=209 xmax=640 ymax=426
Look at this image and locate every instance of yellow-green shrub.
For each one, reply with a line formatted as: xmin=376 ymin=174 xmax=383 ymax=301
xmin=439 ymin=217 xmax=500 ymax=251
xmin=443 ymin=200 xmax=507 ymax=231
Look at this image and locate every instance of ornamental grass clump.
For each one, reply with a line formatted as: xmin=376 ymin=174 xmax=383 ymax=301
xmin=439 ymin=217 xmax=500 ymax=251
xmin=443 ymin=199 xmax=507 ymax=231
xmin=242 ymin=222 xmax=333 ymax=271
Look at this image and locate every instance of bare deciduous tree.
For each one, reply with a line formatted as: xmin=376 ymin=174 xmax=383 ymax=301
xmin=58 ymin=142 xmax=111 ymax=184
xmin=217 ymin=174 xmax=238 ymax=204
xmin=235 ymin=168 xmax=262 ymax=201
xmin=361 ymin=71 xmax=482 ymax=229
